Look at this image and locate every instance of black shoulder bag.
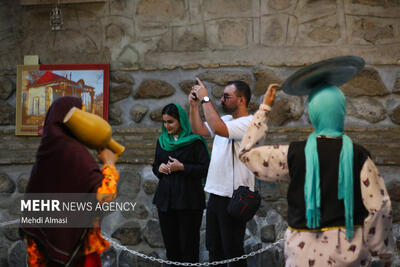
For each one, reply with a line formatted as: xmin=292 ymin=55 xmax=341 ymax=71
xmin=227 ymin=140 xmax=261 ymax=221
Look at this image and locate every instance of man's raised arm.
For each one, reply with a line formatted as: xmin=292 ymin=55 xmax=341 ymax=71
xmin=188 ymin=81 xmax=211 ymax=137
xmin=192 ymin=78 xmax=229 ymax=137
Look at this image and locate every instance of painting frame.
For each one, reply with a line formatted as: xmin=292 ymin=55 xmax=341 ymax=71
xmin=16 ymin=64 xmax=109 ymax=136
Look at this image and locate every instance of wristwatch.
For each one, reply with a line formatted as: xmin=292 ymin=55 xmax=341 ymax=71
xmin=201 ymin=96 xmax=210 ymax=104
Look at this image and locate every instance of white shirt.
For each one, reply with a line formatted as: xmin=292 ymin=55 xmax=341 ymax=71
xmin=204 ymin=115 xmax=255 ymax=197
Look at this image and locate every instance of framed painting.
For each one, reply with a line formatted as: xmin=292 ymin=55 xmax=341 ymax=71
xmin=16 ymin=64 xmax=109 ymax=136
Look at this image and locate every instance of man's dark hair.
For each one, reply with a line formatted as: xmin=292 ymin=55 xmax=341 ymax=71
xmin=162 ymin=103 xmax=179 ymax=120
xmin=226 ymin=80 xmax=251 ymax=107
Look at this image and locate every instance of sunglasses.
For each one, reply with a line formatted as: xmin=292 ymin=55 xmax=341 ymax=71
xmin=222 ymin=94 xmax=234 ymax=100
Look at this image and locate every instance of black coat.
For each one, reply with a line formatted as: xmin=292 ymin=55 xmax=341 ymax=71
xmin=152 ymin=139 xmax=210 ymax=212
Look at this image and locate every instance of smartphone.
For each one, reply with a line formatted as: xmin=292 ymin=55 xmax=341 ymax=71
xmin=191 ymin=80 xmax=199 ymax=100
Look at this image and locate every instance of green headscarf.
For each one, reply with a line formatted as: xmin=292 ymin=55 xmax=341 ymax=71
xmin=158 ymin=103 xmax=209 ymax=155
xmin=304 ymin=85 xmax=354 ymax=240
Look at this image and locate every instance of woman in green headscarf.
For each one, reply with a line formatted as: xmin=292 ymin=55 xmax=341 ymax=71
xmin=152 ymin=103 xmax=210 ymax=264
xmin=239 ymin=84 xmax=393 ymax=267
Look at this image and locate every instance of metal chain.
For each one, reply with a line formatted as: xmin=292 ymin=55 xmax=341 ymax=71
xmin=2 ymin=218 xmax=282 ymax=266
xmin=102 ymin=234 xmax=283 ymax=266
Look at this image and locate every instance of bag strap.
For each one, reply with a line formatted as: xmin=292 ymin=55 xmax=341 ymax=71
xmin=232 ymin=140 xmax=235 ymax=193
xmin=232 ymin=140 xmax=259 ymax=192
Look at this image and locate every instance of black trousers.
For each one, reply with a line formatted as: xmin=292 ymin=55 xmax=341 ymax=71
xmin=157 ymin=209 xmax=203 ymax=264
xmin=206 ymin=194 xmax=247 ymax=267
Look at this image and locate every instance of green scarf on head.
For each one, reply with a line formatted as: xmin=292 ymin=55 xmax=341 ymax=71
xmin=305 ymin=85 xmax=354 ymax=240
xmin=158 ymin=103 xmax=209 ymax=155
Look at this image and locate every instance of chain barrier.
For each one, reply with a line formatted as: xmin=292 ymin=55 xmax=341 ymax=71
xmin=102 ymin=234 xmax=283 ymax=266
xmin=1 ymin=218 xmax=282 ymax=266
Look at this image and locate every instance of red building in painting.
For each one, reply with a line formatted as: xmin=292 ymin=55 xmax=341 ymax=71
xmin=22 ymin=71 xmax=95 ymax=126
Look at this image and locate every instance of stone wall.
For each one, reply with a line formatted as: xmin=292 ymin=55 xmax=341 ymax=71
xmin=2 ymin=0 xmax=400 ymax=73
xmin=0 ymin=0 xmax=400 ymax=266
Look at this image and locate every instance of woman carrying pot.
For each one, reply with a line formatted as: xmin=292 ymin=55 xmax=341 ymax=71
xmin=22 ymin=96 xmax=120 ymax=267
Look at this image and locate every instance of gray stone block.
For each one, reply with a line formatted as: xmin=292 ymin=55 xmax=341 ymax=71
xmin=0 ymin=77 xmax=13 ymax=100
xmin=271 ymin=199 xmax=288 ymax=221
xmin=247 ymin=218 xmax=258 ymax=237
xmin=17 ymin=173 xmax=29 ymax=193
xmin=394 ymin=75 xmax=400 ymax=94
xmin=268 ymin=96 xmax=304 ymax=126
xmin=112 ymin=221 xmax=142 ymax=246
xmin=211 ymin=86 xmax=224 ymax=99
xmin=179 ymin=80 xmax=197 ymax=95
xmin=390 ymin=105 xmax=400 ymax=125
xmin=118 ymin=170 xmax=142 ymax=201
xmin=143 ymin=219 xmax=164 ymax=248
xmin=260 ymin=243 xmax=285 ymax=267
xmin=392 ymin=201 xmax=400 ymax=223
xmin=136 ymin=0 xmax=185 ymax=21
xmin=119 ymin=250 xmax=137 ymax=267
xmin=261 ymin=224 xmax=276 ymax=243
xmin=347 ymin=97 xmax=386 ymax=123
xmin=0 ymin=173 xmax=15 ymax=195
xmin=109 ymin=104 xmax=123 ymax=125
xmin=110 ymin=83 xmax=133 ymax=103
xmin=112 ymin=72 xmax=135 ymax=85
xmin=143 ymin=180 xmax=158 ymax=195
xmin=134 ymin=80 xmax=175 ymax=99
xmin=173 ymin=25 xmax=206 ymax=51
xmin=260 ymin=16 xmax=286 ymax=46
xmin=8 ymin=241 xmax=26 ymax=267
xmin=121 ymin=202 xmax=149 ymax=220
xmin=150 ymin=107 xmax=163 ymax=122
xmin=253 ymin=68 xmax=283 ymax=96
xmin=130 ymin=105 xmax=149 ymax=123
xmin=1 ymin=224 xmax=21 ymax=242
xmin=341 ymin=69 xmax=389 ymax=97
xmin=0 ymin=101 xmax=15 ymax=125
xmin=198 ymin=71 xmax=252 ymax=86
xmin=203 ymin=0 xmax=252 ymax=18
xmin=350 ymin=17 xmax=396 ymax=45
xmin=101 ymin=247 xmax=117 ymax=267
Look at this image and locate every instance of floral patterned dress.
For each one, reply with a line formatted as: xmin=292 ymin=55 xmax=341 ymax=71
xmin=239 ymin=108 xmax=394 ymax=267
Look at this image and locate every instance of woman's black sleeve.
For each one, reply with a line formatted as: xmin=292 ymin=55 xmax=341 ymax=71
xmin=182 ymin=141 xmax=210 ymax=179
xmin=152 ymin=141 xmax=162 ymax=179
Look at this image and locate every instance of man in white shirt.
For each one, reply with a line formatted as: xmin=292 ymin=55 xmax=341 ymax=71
xmin=189 ymin=78 xmax=254 ymax=267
